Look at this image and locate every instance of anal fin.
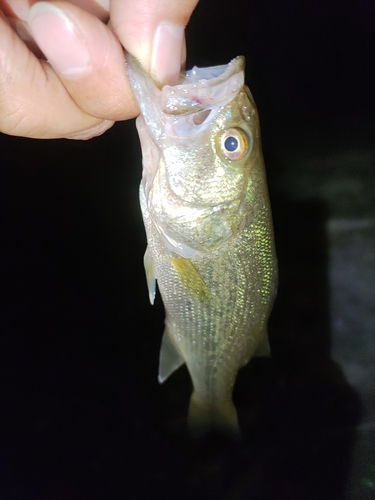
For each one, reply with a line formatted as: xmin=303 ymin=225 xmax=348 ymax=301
xmin=158 ymin=327 xmax=185 ymax=384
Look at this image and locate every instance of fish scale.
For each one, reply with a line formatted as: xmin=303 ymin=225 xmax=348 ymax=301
xmin=127 ymin=54 xmax=278 ymax=434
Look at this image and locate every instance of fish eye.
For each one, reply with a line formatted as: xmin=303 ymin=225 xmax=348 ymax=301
xmin=219 ymin=128 xmax=250 ymax=161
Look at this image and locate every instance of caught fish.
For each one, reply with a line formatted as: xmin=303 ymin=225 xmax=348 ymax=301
xmin=127 ymin=54 xmax=278 ymax=434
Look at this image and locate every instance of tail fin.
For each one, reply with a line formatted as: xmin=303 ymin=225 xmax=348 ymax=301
xmin=187 ymin=391 xmax=240 ymax=438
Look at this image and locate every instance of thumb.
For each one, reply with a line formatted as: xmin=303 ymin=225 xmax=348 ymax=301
xmin=110 ymin=0 xmax=199 ymax=86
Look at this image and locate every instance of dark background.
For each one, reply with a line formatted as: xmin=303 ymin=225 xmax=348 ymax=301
xmin=1 ymin=1 xmax=374 ymax=499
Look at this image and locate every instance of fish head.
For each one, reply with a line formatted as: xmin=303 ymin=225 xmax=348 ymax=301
xmin=127 ymin=55 xmax=261 ymax=258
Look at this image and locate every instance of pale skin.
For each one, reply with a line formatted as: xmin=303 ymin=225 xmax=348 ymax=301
xmin=0 ymin=0 xmax=199 ymax=139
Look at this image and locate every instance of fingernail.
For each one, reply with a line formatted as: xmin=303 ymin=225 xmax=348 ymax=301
xmin=28 ymin=2 xmax=90 ymax=76
xmin=151 ymin=23 xmax=184 ymax=85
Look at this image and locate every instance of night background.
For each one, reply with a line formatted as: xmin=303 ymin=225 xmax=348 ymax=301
xmin=1 ymin=0 xmax=374 ymax=498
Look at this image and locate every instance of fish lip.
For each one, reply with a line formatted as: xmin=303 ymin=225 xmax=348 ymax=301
xmin=181 ymin=56 xmax=245 ymax=84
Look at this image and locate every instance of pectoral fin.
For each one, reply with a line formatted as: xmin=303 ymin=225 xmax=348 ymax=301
xmin=158 ymin=327 xmax=185 ymax=384
xmin=170 ymin=257 xmax=209 ymax=304
xmin=144 ymin=246 xmax=156 ymax=305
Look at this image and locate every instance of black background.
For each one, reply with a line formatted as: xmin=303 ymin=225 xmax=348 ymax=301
xmin=1 ymin=1 xmax=373 ymax=498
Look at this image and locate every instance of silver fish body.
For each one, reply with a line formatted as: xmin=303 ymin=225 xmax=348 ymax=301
xmin=127 ymin=55 xmax=278 ymax=434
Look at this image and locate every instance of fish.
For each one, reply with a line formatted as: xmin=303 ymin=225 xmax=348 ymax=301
xmin=126 ymin=54 xmax=278 ymax=435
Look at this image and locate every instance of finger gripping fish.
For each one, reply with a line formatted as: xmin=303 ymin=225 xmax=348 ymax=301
xmin=127 ymin=55 xmax=278 ymax=435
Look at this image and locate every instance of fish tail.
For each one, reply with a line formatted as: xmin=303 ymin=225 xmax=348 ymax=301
xmin=187 ymin=391 xmax=240 ymax=438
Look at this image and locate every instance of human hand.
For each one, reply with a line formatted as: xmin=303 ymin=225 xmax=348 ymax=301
xmin=0 ymin=0 xmax=199 ymax=139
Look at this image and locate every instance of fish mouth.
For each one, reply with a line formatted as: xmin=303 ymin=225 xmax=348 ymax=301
xmin=126 ymin=54 xmax=245 ymax=128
